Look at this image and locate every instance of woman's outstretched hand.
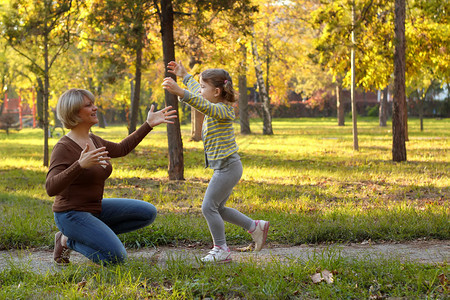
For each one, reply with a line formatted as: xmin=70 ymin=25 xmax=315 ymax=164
xmin=146 ymin=104 xmax=177 ymax=128
xmin=167 ymin=61 xmax=187 ymax=78
xmin=162 ymin=77 xmax=185 ymax=97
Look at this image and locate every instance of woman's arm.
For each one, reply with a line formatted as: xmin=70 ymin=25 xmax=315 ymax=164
xmin=99 ymin=104 xmax=177 ymax=158
xmin=45 ymin=144 xmax=83 ymax=196
xmin=96 ymin=122 xmax=153 ymax=158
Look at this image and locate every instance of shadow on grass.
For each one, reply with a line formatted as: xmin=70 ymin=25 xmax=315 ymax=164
xmin=0 ymin=192 xmax=55 ymax=250
xmin=0 ymin=168 xmax=48 ymax=194
xmin=240 ymin=152 xmax=449 ymax=175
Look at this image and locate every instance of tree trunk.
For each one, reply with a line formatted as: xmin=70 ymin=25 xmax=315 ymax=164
xmin=392 ymin=0 xmax=407 ymax=162
xmin=36 ymin=77 xmax=44 ymax=128
xmin=129 ymin=38 xmax=143 ymax=134
xmin=351 ymin=2 xmax=358 ymax=151
xmin=88 ymin=79 xmax=106 ymax=128
xmin=97 ymin=107 xmax=106 ymax=128
xmin=251 ymin=37 xmax=273 ymax=135
xmin=188 ymin=38 xmax=203 ymax=141
xmin=404 ymin=96 xmax=409 ymax=141
xmin=97 ymin=87 xmax=106 ymax=128
xmin=239 ymin=43 xmax=250 ymax=134
xmin=362 ymin=90 xmax=367 ymax=116
xmin=379 ymin=87 xmax=388 ymax=127
xmin=417 ymin=88 xmax=426 ymax=131
xmin=0 ymin=93 xmax=4 ymax=115
xmin=191 ymin=108 xmax=203 ymax=141
xmin=43 ymin=33 xmax=50 ymax=167
xmin=419 ymin=96 xmax=423 ymax=131
xmin=160 ymin=0 xmax=184 ymax=180
xmin=336 ymin=84 xmax=345 ymax=126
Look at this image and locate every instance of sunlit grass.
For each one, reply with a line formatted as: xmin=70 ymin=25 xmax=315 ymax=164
xmin=0 ymin=117 xmax=448 ymax=250
xmin=1 ymin=253 xmax=447 ymax=299
xmin=0 ymin=117 xmax=448 ymax=298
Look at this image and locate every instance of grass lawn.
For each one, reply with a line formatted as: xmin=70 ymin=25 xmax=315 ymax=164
xmin=0 ymin=117 xmax=448 ymax=299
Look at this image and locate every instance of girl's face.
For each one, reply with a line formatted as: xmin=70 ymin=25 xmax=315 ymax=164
xmin=78 ymin=97 xmax=98 ymax=126
xmin=200 ymin=77 xmax=220 ymax=103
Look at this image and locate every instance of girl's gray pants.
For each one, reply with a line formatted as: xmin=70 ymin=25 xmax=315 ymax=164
xmin=202 ymin=159 xmax=254 ymax=246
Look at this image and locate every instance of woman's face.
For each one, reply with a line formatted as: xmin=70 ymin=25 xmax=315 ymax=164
xmin=200 ymin=77 xmax=220 ymax=103
xmin=78 ymin=97 xmax=98 ymax=126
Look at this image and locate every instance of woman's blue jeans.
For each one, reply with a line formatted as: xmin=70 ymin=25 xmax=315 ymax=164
xmin=54 ymin=198 xmax=157 ymax=265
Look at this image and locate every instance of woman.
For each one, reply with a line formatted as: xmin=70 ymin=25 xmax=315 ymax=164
xmin=46 ymin=88 xmax=176 ymax=265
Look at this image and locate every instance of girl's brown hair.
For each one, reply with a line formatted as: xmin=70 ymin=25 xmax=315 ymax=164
xmin=200 ymin=69 xmax=237 ymax=103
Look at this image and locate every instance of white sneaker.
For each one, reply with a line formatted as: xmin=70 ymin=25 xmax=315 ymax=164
xmin=250 ymin=220 xmax=269 ymax=251
xmin=201 ymin=246 xmax=232 ymax=263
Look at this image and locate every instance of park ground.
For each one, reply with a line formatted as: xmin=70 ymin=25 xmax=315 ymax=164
xmin=1 ymin=240 xmax=448 ymax=275
xmin=0 ymin=117 xmax=448 ymax=298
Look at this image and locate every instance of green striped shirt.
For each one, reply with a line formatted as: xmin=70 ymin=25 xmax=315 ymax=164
xmin=181 ymin=75 xmax=239 ymax=168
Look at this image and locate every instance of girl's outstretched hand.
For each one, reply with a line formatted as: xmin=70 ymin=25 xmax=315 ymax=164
xmin=167 ymin=61 xmax=188 ymax=78
xmin=162 ymin=77 xmax=185 ymax=97
xmin=146 ymin=104 xmax=177 ymax=127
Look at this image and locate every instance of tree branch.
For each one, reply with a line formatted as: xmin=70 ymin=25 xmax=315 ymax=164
xmin=153 ymin=0 xmax=161 ymax=22
xmin=48 ymin=0 xmax=73 ymax=29
xmin=8 ymin=44 xmax=44 ymax=75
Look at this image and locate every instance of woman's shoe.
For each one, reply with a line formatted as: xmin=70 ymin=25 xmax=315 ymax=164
xmin=54 ymin=231 xmax=71 ymax=265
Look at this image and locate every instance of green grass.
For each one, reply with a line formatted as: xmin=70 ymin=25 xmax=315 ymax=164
xmin=0 ymin=117 xmax=448 ymax=298
xmin=0 ymin=253 xmax=447 ymax=299
xmin=2 ymin=117 xmax=447 ymax=249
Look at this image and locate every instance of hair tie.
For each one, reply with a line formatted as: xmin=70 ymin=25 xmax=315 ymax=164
xmin=224 ymin=80 xmax=228 ymax=85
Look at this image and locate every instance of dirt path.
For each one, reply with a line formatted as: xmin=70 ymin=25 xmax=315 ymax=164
xmin=1 ymin=240 xmax=448 ymax=274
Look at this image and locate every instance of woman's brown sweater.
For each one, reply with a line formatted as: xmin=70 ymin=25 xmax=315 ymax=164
xmin=46 ymin=123 xmax=152 ymax=214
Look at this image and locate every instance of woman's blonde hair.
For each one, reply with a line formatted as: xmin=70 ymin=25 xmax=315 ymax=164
xmin=200 ymin=69 xmax=237 ymax=103
xmin=57 ymin=89 xmax=95 ymax=129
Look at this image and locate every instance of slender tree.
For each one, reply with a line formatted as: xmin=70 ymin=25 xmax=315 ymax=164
xmin=251 ymin=34 xmax=273 ymax=135
xmin=2 ymin=0 xmax=76 ymax=166
xmin=188 ymin=36 xmax=204 ymax=141
xmin=238 ymin=42 xmax=251 ymax=134
xmin=87 ymin=0 xmax=155 ymax=134
xmin=379 ymin=87 xmax=389 ymax=127
xmin=156 ymin=0 xmax=184 ymax=180
xmin=311 ymin=0 xmax=380 ymax=148
xmin=392 ymin=0 xmax=406 ymax=161
xmin=350 ymin=1 xmax=358 ymax=150
xmin=336 ymin=82 xmax=345 ymax=126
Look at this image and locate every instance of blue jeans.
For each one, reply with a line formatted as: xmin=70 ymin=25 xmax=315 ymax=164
xmin=54 ymin=198 xmax=157 ymax=265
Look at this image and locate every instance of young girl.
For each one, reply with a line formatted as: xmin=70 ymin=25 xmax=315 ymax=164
xmin=162 ymin=61 xmax=269 ymax=263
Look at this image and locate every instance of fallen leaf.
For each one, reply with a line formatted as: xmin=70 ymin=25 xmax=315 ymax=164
xmin=311 ymin=270 xmax=335 ymax=284
xmin=311 ymin=273 xmax=322 ymax=284
xmin=187 ymin=242 xmax=201 ymax=248
xmin=77 ymin=277 xmax=87 ymax=290
xmin=236 ymin=244 xmax=253 ymax=252
xmin=438 ymin=273 xmax=449 ymax=290
xmin=321 ymin=270 xmax=334 ymax=284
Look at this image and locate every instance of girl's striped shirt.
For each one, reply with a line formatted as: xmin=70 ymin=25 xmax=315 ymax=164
xmin=180 ymin=74 xmax=239 ymax=169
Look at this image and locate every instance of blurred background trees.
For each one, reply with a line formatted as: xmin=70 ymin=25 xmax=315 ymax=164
xmin=0 ymin=0 xmax=448 ymax=166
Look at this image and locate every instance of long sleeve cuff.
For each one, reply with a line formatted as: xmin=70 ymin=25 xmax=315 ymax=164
xmin=180 ymin=89 xmax=190 ymax=102
xmin=182 ymin=74 xmax=192 ymax=85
